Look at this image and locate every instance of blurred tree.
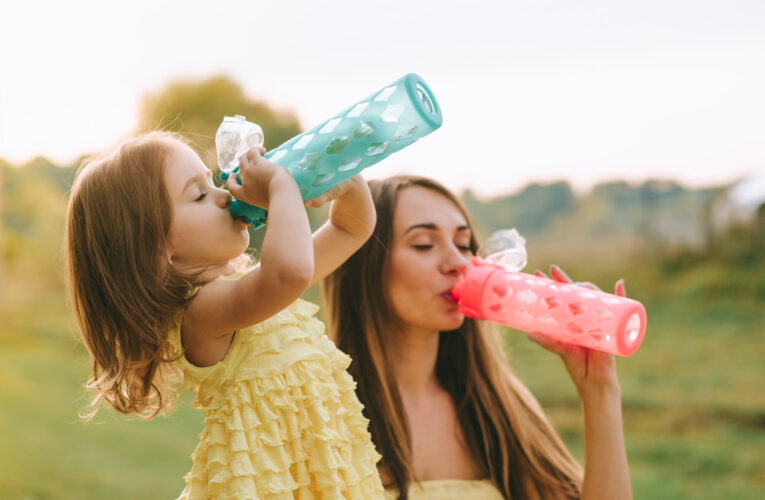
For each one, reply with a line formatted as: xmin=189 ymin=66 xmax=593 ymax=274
xmin=136 ymin=75 xmax=302 ymax=169
xmin=461 ymin=181 xmax=575 ymax=237
xmin=2 ymin=158 xmax=69 ymax=295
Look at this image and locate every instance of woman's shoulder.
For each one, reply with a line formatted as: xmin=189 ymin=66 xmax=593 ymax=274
xmin=384 ymin=479 xmax=506 ymax=500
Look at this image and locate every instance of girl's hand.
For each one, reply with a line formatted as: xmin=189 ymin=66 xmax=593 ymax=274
xmin=303 ymin=175 xmax=366 ymax=208
xmin=227 ymin=147 xmax=292 ymax=209
xmin=527 ymin=265 xmax=625 ymax=396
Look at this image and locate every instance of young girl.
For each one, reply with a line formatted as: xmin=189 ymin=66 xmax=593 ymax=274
xmin=66 ymin=131 xmax=385 ymax=499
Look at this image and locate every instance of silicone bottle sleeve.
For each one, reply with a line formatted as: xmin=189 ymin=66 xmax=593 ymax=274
xmin=220 ymin=73 xmax=443 ymax=227
xmin=452 ymin=257 xmax=647 ymax=356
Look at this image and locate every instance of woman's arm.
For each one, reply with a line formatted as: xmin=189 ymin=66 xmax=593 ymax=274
xmin=528 ymin=266 xmax=633 ymax=500
xmin=577 ymin=379 xmax=631 ymax=500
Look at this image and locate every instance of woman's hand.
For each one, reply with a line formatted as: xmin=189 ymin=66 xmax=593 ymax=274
xmin=527 ymin=265 xmax=625 ymax=397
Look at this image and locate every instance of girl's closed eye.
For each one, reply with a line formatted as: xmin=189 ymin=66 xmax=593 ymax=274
xmin=412 ymin=244 xmax=433 ymax=250
xmin=193 ymin=172 xmax=215 ymax=201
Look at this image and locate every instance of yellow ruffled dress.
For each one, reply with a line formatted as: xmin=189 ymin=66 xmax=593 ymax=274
xmin=170 ymin=298 xmax=385 ymax=500
xmin=383 ymin=479 xmax=505 ymax=500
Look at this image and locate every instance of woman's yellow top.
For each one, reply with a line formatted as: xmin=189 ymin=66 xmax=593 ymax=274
xmin=169 ymin=298 xmax=384 ymax=500
xmin=384 ymin=479 xmax=505 ymax=500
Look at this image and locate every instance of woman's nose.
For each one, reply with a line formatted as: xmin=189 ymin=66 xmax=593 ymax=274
xmin=440 ymin=246 xmax=469 ymax=275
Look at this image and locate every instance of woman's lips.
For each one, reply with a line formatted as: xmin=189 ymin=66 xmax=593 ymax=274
xmin=441 ymin=291 xmax=458 ymax=304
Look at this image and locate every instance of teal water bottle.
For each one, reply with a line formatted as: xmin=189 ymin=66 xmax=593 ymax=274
xmin=217 ymin=73 xmax=442 ymax=227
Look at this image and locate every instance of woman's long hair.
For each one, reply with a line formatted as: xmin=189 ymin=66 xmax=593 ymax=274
xmin=322 ymin=175 xmax=583 ymax=499
xmin=65 ymin=131 xmax=195 ymax=419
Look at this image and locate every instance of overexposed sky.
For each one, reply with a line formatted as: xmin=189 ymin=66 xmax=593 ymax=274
xmin=1 ymin=0 xmax=764 ymax=196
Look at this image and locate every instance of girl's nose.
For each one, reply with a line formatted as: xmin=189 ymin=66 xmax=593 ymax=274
xmin=214 ymin=187 xmax=231 ymax=208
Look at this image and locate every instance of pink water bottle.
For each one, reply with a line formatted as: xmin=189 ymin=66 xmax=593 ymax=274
xmin=451 ymin=230 xmax=646 ymax=356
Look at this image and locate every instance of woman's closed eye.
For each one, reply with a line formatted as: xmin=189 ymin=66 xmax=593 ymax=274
xmin=195 ymin=192 xmax=208 ymax=201
xmin=412 ymin=243 xmax=471 ymax=252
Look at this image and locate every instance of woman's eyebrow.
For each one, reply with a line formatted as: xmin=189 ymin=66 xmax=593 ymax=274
xmin=404 ymin=223 xmax=437 ymax=235
xmin=404 ymin=223 xmax=470 ymax=235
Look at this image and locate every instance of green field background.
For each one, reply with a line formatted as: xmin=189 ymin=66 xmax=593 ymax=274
xmin=1 ymin=257 xmax=763 ymax=499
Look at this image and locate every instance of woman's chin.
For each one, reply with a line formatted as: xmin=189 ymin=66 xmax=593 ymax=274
xmin=439 ymin=311 xmax=466 ymax=331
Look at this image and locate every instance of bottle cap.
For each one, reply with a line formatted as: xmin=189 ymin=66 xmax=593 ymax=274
xmin=215 ymin=115 xmax=264 ymax=172
xmin=477 ymin=229 xmax=528 ymax=272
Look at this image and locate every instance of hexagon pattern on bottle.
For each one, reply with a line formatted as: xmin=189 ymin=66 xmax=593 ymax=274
xmin=325 ymin=137 xmax=349 ymax=154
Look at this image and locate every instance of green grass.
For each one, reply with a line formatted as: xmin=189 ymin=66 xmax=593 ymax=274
xmin=503 ymin=298 xmax=765 ymax=500
xmin=0 ymin=290 xmax=202 ymax=499
xmin=1 ymin=284 xmax=764 ymax=498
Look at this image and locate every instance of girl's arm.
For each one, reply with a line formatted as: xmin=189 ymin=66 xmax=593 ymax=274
xmin=304 ymin=174 xmax=376 ymax=286
xmin=184 ymin=148 xmax=314 ymax=342
xmin=528 ymin=267 xmax=633 ymax=500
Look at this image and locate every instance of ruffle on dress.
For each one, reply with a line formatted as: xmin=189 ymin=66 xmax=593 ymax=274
xmin=170 ymin=299 xmax=384 ymax=500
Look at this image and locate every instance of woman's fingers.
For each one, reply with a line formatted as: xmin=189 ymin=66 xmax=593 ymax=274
xmin=577 ymin=281 xmax=601 ymax=291
xmin=546 ymin=265 xmax=627 ymax=297
xmin=528 ymin=331 xmax=572 ymax=358
xmin=615 ymin=279 xmax=626 ymax=297
xmin=549 ymin=265 xmax=605 ymax=291
xmin=527 ymin=331 xmax=560 ymax=352
xmin=549 ymin=264 xmax=573 ymax=283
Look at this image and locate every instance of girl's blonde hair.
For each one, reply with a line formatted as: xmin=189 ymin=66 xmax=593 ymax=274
xmin=322 ymin=175 xmax=584 ymax=499
xmin=66 ymin=131 xmax=196 ymax=419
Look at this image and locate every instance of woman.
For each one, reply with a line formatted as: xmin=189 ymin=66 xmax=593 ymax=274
xmin=322 ymin=175 xmax=632 ymax=500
